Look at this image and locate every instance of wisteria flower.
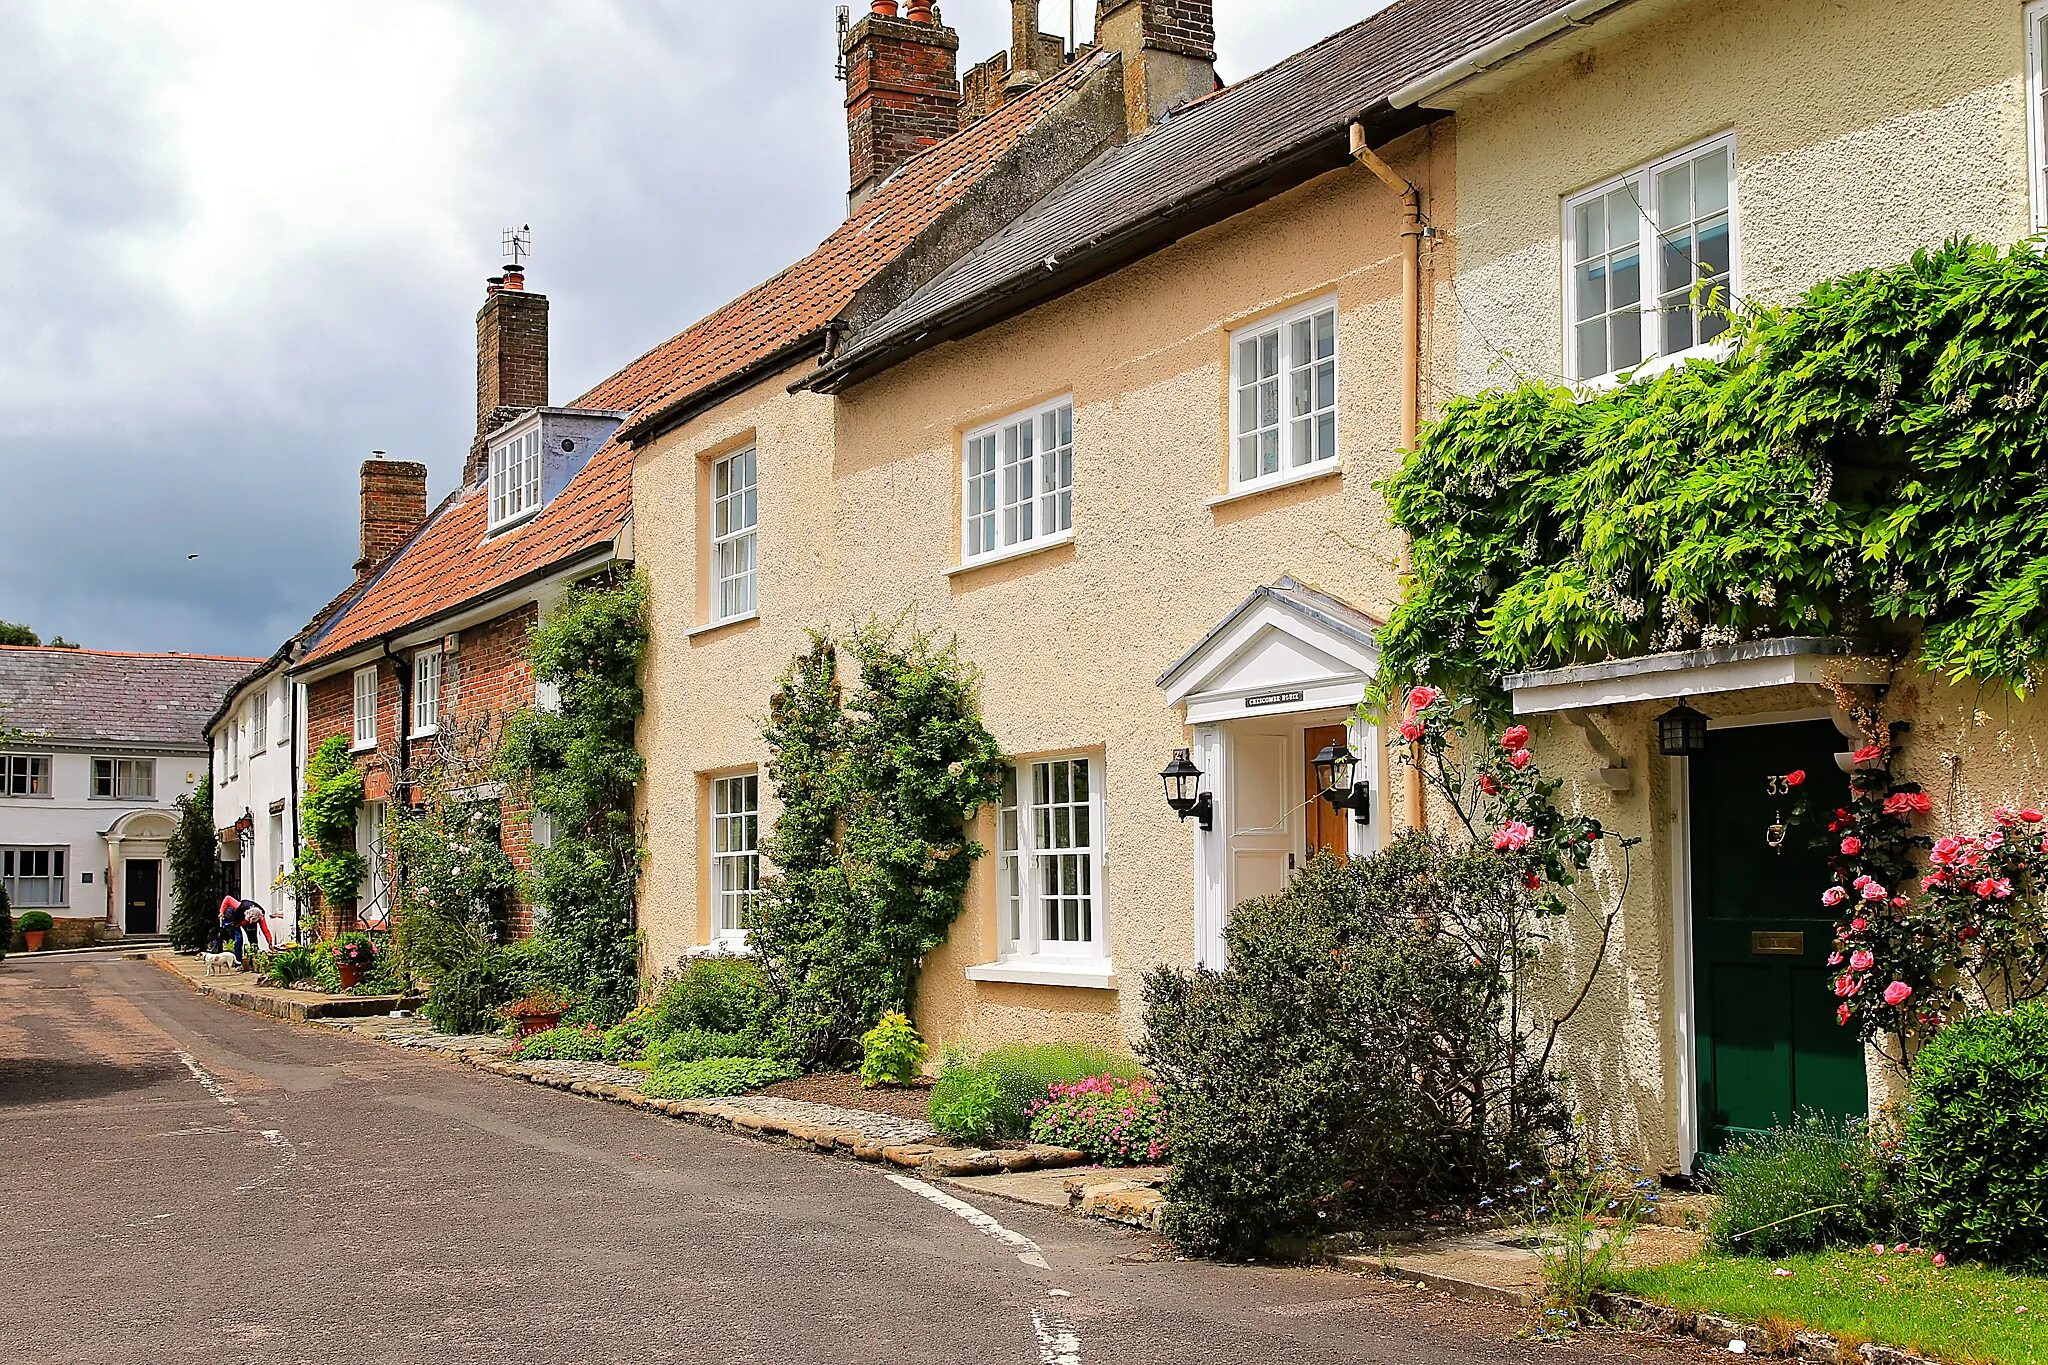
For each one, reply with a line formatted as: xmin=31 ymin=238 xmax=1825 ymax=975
xmin=1883 ymin=981 xmax=1914 ymax=1006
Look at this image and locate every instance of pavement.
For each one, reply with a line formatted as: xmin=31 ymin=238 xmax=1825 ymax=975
xmin=0 ymin=953 xmax=1725 ymax=1364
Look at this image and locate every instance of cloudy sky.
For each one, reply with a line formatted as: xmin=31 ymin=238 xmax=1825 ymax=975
xmin=0 ymin=0 xmax=1384 ymax=657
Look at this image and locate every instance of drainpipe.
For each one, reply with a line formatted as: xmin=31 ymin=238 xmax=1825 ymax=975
xmin=1349 ymin=121 xmax=1429 ymax=834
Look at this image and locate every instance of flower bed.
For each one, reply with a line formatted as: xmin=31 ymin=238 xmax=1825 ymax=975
xmin=1029 ymin=1075 xmax=1166 ymax=1166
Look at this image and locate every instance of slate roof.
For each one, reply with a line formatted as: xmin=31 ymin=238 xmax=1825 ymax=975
xmin=297 ymin=53 xmax=1113 ymax=670
xmin=811 ymin=0 xmax=1580 ymax=388
xmin=0 ymin=647 xmax=261 ymax=748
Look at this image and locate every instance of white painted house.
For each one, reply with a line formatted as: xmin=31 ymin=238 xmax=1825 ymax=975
xmin=0 ymin=646 xmax=256 ymax=936
xmin=207 ymin=658 xmax=305 ymax=940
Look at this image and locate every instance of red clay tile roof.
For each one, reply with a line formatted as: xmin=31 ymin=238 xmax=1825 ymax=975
xmin=298 ymin=56 xmax=1110 ymax=670
xmin=0 ymin=646 xmax=262 ymax=747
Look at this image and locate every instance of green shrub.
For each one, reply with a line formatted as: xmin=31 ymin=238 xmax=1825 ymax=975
xmin=0 ymin=885 xmax=12 ymax=963
xmin=928 ymin=1042 xmax=1139 ymax=1141
xmin=1142 ymin=841 xmax=1568 ymax=1259
xmin=644 ymin=958 xmax=772 ymax=1039
xmin=1903 ymin=1002 xmax=2048 ymax=1269
xmin=643 ymin=1029 xmax=758 ymax=1070
xmin=424 ymin=937 xmax=570 ymax=1034
xmin=510 ymin=1024 xmax=610 ymax=1062
xmin=859 ymin=1011 xmax=927 ymax=1087
xmin=1703 ymin=1113 xmax=1898 ymax=1257
xmin=17 ymin=910 xmax=55 ymax=934
xmin=260 ymin=943 xmax=322 ymax=987
xmin=639 ymin=1055 xmax=795 ymax=1101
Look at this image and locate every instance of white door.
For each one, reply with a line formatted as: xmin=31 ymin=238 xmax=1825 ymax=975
xmin=1226 ymin=718 xmax=1297 ymax=908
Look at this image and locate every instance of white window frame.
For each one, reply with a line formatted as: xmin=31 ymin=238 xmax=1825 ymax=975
xmin=1 ymin=846 xmax=67 ymax=908
xmin=352 ymin=666 xmax=379 ymax=752
xmin=1562 ymin=132 xmax=1739 ymax=384
xmin=2029 ymin=2 xmax=2048 ymax=229
xmin=249 ymin=695 xmax=267 ymax=753
xmin=961 ymin=396 xmax=1076 ymax=564
xmin=92 ymin=757 xmax=156 ymax=801
xmin=411 ymin=647 xmax=442 ymax=738
xmin=270 ymin=809 xmax=287 ymax=898
xmin=0 ymin=752 xmax=52 ymax=798
xmin=272 ymin=683 xmax=287 ymax=749
xmin=1228 ymin=296 xmax=1339 ymax=494
xmin=487 ymin=422 xmax=544 ymax=531
xmin=709 ymin=771 xmax=760 ymax=945
xmin=710 ymin=446 xmax=759 ymax=625
xmin=995 ymin=754 xmax=1108 ymax=965
xmin=227 ymin=719 xmax=239 ymax=778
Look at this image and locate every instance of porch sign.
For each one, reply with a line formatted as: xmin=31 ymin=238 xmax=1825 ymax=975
xmin=1690 ymin=720 xmax=1867 ymax=1153
xmin=1243 ymin=690 xmax=1304 ymax=709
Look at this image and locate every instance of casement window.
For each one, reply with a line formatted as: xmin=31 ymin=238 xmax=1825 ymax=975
xmin=272 ymin=684 xmax=287 ymax=748
xmin=2030 ymin=2 xmax=2048 ymax=228
xmin=411 ymin=648 xmax=442 ymax=737
xmin=1231 ymin=298 xmax=1338 ymax=491
xmin=92 ymin=758 xmax=156 ymax=800
xmin=488 ymin=424 xmax=543 ymax=530
xmin=352 ymin=666 xmax=378 ymax=751
xmin=227 ymin=722 xmax=239 ymax=777
xmin=2 ymin=847 xmax=67 ymax=908
xmin=709 ymin=772 xmax=760 ymax=942
xmin=997 ymin=755 xmax=1106 ymax=961
xmin=357 ymin=800 xmax=389 ymax=925
xmin=1564 ymin=134 xmax=1736 ymax=382
xmin=710 ymin=446 xmax=759 ymax=623
xmin=0 ymin=753 xmax=51 ymax=797
xmin=249 ymin=695 xmax=267 ymax=752
xmin=270 ymin=810 xmax=287 ymax=895
xmin=962 ymin=397 xmax=1075 ymax=562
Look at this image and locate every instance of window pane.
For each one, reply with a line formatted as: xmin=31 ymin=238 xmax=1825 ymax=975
xmin=1575 ymin=319 xmax=1608 ymax=379
xmin=1573 ymin=199 xmax=1604 ymax=260
xmin=1693 ymin=146 xmax=1730 ymax=216
xmin=1606 ymin=189 xmax=1639 ymax=248
xmin=1657 ymin=162 xmax=1691 ymax=233
xmin=1610 ymin=312 xmax=1644 ymax=371
xmin=1696 ymin=215 xmax=1732 ymax=281
xmin=1574 ymin=260 xmax=1606 ymax=319
xmin=1610 ymin=249 xmax=1641 ymax=309
xmin=1314 ymin=308 xmax=1336 ymax=359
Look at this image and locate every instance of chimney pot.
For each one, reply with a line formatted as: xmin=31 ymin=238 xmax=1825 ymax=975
xmin=842 ymin=2 xmax=960 ymax=208
xmin=906 ymin=1 xmax=934 ymax=19
xmin=871 ymin=0 xmax=898 ymax=14
xmin=486 ymin=274 xmax=505 ymax=296
xmin=501 ymin=266 xmax=526 ymax=291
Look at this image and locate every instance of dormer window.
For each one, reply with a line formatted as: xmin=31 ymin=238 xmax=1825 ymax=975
xmin=488 ymin=424 xmax=542 ymax=530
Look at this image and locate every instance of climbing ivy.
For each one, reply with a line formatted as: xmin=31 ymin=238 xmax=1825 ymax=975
xmin=753 ymin=622 xmax=1005 ymax=1070
xmin=1379 ymin=238 xmax=2048 ymax=715
xmin=495 ymin=571 xmax=648 ymax=1021
xmin=286 ymin=733 xmax=367 ymax=908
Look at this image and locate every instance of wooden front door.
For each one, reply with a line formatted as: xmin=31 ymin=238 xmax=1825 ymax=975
xmin=124 ymin=858 xmax=161 ymax=934
xmin=1302 ymin=724 xmax=1349 ymax=860
xmin=1690 ymin=720 xmax=1867 ymax=1153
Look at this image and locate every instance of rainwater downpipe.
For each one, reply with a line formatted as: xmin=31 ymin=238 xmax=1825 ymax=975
xmin=1349 ymin=120 xmax=1428 ymax=834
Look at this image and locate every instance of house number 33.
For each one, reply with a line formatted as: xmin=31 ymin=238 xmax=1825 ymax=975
xmin=1764 ymin=774 xmax=1795 ymax=795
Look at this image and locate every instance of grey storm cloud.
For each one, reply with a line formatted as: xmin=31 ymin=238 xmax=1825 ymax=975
xmin=0 ymin=0 xmax=1384 ymax=657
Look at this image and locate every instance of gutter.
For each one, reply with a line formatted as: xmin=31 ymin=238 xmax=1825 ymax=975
xmin=619 ymin=334 xmax=826 ymax=449
xmin=1388 ymin=0 xmax=1639 ymax=109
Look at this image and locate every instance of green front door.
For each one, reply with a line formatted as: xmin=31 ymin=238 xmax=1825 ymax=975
xmin=1691 ymin=719 xmax=1867 ymax=1154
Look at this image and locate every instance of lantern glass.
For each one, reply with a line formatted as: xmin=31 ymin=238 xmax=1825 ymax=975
xmin=1159 ymin=748 xmax=1203 ymax=813
xmin=1311 ymin=741 xmax=1357 ymax=797
xmin=1657 ymin=702 xmax=1709 ymax=757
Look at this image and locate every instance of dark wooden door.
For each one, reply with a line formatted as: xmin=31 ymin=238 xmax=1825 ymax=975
xmin=1302 ymin=724 xmax=1349 ymax=860
xmin=1690 ymin=720 xmax=1866 ymax=1153
xmin=124 ymin=859 xmax=161 ymax=935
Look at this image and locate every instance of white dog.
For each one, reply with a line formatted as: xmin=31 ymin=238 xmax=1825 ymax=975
xmin=200 ymin=950 xmax=239 ymax=976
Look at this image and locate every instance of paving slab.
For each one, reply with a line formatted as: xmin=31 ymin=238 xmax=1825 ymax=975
xmin=1340 ymin=1221 xmax=1707 ymax=1307
xmin=155 ymin=953 xmax=419 ymax=1021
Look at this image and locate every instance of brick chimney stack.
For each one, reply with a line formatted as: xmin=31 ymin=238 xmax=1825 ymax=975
xmin=1096 ymin=0 xmax=1215 ymax=135
xmin=357 ymin=455 xmax=429 ymax=578
xmin=842 ymin=0 xmax=961 ymax=209
xmin=1005 ymin=0 xmax=1045 ymax=95
xmin=470 ymin=268 xmax=549 ymax=483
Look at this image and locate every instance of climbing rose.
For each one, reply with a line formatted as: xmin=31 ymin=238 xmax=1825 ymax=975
xmin=1785 ymin=769 xmax=1806 ymax=787
xmin=1883 ymin=981 xmax=1914 ymax=1007
xmin=1851 ymin=917 xmax=1869 ymax=933
xmin=1882 ymin=791 xmax=1932 ymax=817
xmin=1399 ymin=720 xmax=1425 ymax=742
xmin=1834 ymin=975 xmax=1861 ymax=997
xmin=1993 ymin=806 xmax=2019 ymax=826
xmin=1860 ymin=881 xmax=1887 ymax=902
xmin=1501 ymin=725 xmax=1531 ymax=751
xmin=1849 ymin=949 xmax=1875 ymax=972
xmin=1822 ymin=886 xmax=1848 ymax=907
xmin=2022 ymin=810 xmax=2045 ymax=824
xmin=1828 ymin=952 xmax=1844 ymax=966
xmin=1933 ymin=1254 xmax=1947 ymax=1268
xmin=1523 ymin=873 xmax=1542 ymax=890
xmin=1838 ymin=1003 xmax=1854 ymax=1026
xmin=1852 ymin=744 xmax=1883 ymax=765
xmin=1491 ymin=820 xmax=1533 ymax=852
xmin=1478 ymin=773 xmax=1500 ymax=795
xmin=1931 ymin=836 xmax=1963 ymax=866
xmin=1407 ymin=685 xmax=1440 ymax=711
xmin=1507 ymin=749 xmax=1532 ymax=770
xmin=1840 ymin=835 xmax=1864 ymax=856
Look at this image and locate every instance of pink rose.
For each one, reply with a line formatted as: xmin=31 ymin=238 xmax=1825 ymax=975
xmin=1478 ymin=773 xmax=1500 ymax=795
xmin=1840 ymin=835 xmax=1864 ymax=856
xmin=1933 ymin=1253 xmax=1947 ymax=1268
xmin=1822 ymin=886 xmax=1849 ymax=907
xmin=1828 ymin=952 xmax=1844 ymax=966
xmin=1852 ymin=744 xmax=1883 ymax=765
xmin=1838 ymin=1002 xmax=1854 ymax=1026
xmin=1883 ymin=981 xmax=1913 ymax=1007
xmin=1523 ymin=872 xmax=1542 ymax=890
xmin=1860 ymin=881 xmax=1887 ymax=902
xmin=1399 ymin=720 xmax=1425 ymax=742
xmin=1849 ymin=950 xmax=1875 ymax=972
xmin=1891 ymin=895 xmax=1909 ymax=908
xmin=1993 ymin=806 xmax=2018 ymax=827
xmin=1500 ymin=725 xmax=1531 ymax=751
xmin=1833 ymin=975 xmax=1860 ymax=998
xmin=1785 ymin=770 xmax=1806 ymax=787
xmin=2021 ymin=810 xmax=2044 ymax=824
xmin=1407 ymin=685 xmax=1441 ymax=712
xmin=1491 ymin=820 xmax=1533 ymax=852
xmin=1932 ymin=837 xmax=1962 ymax=866
xmin=1983 ymin=830 xmax=2006 ymax=851
xmin=1507 ymin=749 xmax=1532 ymax=770
xmin=1853 ymin=875 xmax=1873 ymax=890
xmin=1851 ymin=917 xmax=1869 ymax=933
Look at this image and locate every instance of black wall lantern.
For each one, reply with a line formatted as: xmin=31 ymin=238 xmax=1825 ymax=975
xmin=1657 ymin=701 xmax=1710 ymax=757
xmin=1311 ymin=740 xmax=1373 ymax=825
xmin=1159 ymin=748 xmax=1213 ymax=831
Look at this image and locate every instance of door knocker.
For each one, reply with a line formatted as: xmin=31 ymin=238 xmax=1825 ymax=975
xmin=1765 ymin=810 xmax=1788 ymax=852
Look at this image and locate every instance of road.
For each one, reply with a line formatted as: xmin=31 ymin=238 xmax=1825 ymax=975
xmin=0 ymin=953 xmax=1711 ymax=1364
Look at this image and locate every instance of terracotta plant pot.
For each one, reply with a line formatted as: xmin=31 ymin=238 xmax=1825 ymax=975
xmin=516 ymin=1012 xmax=563 ymax=1039
xmin=337 ymin=962 xmax=362 ymax=990
xmin=23 ymin=930 xmax=45 ymax=952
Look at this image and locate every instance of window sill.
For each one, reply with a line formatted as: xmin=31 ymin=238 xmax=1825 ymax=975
xmin=484 ymin=509 xmax=541 ymax=540
xmin=684 ymin=936 xmax=754 ymax=959
xmin=1207 ymin=462 xmax=1341 ymax=509
xmin=1574 ymin=338 xmax=1736 ymax=392
xmin=945 ymin=530 xmax=1075 ymax=577
xmin=350 ymin=743 xmax=377 ymax=755
xmin=687 ymin=612 xmax=760 ymax=640
xmin=409 ymin=727 xmax=439 ymax=741
xmin=964 ymin=958 xmax=1117 ymax=990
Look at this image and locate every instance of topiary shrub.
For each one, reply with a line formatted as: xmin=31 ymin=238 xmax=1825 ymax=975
xmin=1142 ymin=840 xmax=1568 ymax=1259
xmin=1902 ymin=1002 xmax=2048 ymax=1269
xmin=17 ymin=910 xmax=55 ymax=935
xmin=859 ymin=1011 xmax=927 ymax=1087
xmin=639 ymin=1055 xmax=795 ymax=1102
xmin=1703 ymin=1112 xmax=1899 ymax=1256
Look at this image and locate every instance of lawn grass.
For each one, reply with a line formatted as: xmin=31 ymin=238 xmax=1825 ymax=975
xmin=1618 ymin=1251 xmax=2048 ymax=1365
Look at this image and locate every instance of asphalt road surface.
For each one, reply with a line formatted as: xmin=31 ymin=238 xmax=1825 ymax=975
xmin=0 ymin=953 xmax=1715 ymax=1364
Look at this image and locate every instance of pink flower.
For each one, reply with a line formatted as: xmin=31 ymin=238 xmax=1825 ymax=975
xmin=1822 ymin=885 xmax=1849 ymax=908
xmin=1860 ymin=881 xmax=1887 ymax=902
xmin=1891 ymin=895 xmax=1909 ymax=908
xmin=1849 ymin=950 xmax=1875 ymax=972
xmin=1871 ymin=1244 xmax=1886 ymax=1256
xmin=1994 ymin=806 xmax=2019 ymax=827
xmin=1785 ymin=770 xmax=1807 ymax=788
xmin=1983 ymin=830 xmax=2006 ymax=851
xmin=1933 ymin=1253 xmax=1947 ymax=1268
xmin=1507 ymin=749 xmax=1532 ymax=770
xmin=1931 ymin=837 xmax=1963 ymax=866
xmin=1492 ymin=820 xmax=1533 ymax=852
xmin=1840 ymin=835 xmax=1864 ymax=856
xmin=1501 ymin=725 xmax=1531 ymax=751
xmin=1828 ymin=952 xmax=1844 ymax=966
xmin=1407 ymin=685 xmax=1441 ymax=712
xmin=2022 ymin=810 xmax=2045 ymax=824
xmin=1833 ymin=975 xmax=1860 ymax=998
xmin=1851 ymin=917 xmax=1869 ymax=933
xmin=1883 ymin=791 xmax=1932 ymax=817
xmin=1399 ymin=720 xmax=1425 ymax=742
xmin=1478 ymin=773 xmax=1500 ymax=795
xmin=1852 ymin=744 xmax=1883 ymax=765
xmin=1883 ymin=981 xmax=1914 ymax=1007
xmin=1894 ymin=1242 xmax=1911 ymax=1255
xmin=1523 ymin=872 xmax=1542 ymax=890
xmin=1854 ymin=874 xmax=1873 ymax=890
xmin=1838 ymin=1002 xmax=1854 ymax=1026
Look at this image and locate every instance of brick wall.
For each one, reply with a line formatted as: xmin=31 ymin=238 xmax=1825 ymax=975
xmin=843 ymin=12 xmax=961 ymax=202
xmin=357 ymin=460 xmax=428 ymax=574
xmin=1098 ymin=0 xmax=1215 ymax=59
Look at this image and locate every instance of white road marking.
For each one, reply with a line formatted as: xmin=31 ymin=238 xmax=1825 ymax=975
xmin=882 ymin=1171 xmax=1050 ymax=1269
xmin=175 ymin=1050 xmax=300 ymax=1192
xmin=1032 ymin=1309 xmax=1081 ymax=1365
xmin=178 ymin=1051 xmax=236 ymax=1106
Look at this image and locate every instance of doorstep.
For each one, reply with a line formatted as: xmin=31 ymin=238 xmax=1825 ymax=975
xmin=155 ymin=954 xmax=421 ymax=1022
